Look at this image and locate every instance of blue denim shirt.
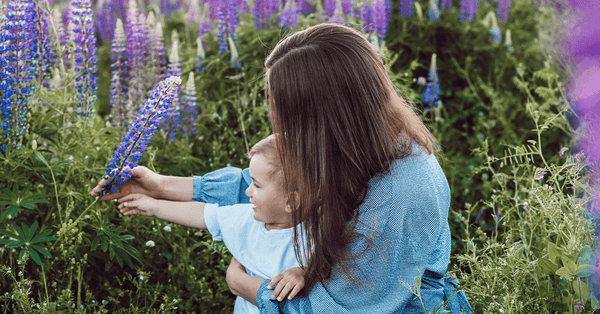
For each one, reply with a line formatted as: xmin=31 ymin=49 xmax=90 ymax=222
xmin=192 ymin=146 xmax=473 ymax=314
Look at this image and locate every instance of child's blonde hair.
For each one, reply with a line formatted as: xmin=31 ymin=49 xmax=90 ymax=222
xmin=248 ymin=134 xmax=282 ymax=182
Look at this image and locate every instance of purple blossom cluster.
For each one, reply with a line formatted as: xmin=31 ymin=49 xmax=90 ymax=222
xmin=427 ymin=0 xmax=440 ymax=22
xmin=218 ymin=0 xmax=240 ymax=53
xmin=254 ymin=0 xmax=278 ymax=29
xmin=30 ymin=0 xmax=55 ymax=88
xmin=70 ymin=0 xmax=99 ymax=119
xmin=424 ymin=53 xmax=441 ymax=109
xmin=400 ymin=0 xmax=414 ymax=17
xmin=279 ymin=0 xmax=298 ymax=31
xmin=497 ymin=0 xmax=510 ymax=24
xmin=180 ymin=73 xmax=199 ymax=139
xmin=297 ymin=0 xmax=316 ymax=16
xmin=441 ymin=0 xmax=452 ymax=10
xmin=198 ymin=4 xmax=212 ymax=37
xmin=109 ymin=18 xmax=128 ymax=128
xmin=375 ymin=0 xmax=389 ymax=39
xmin=95 ymin=0 xmax=115 ymax=44
xmin=460 ymin=0 xmax=479 ymax=22
xmin=329 ymin=0 xmax=345 ymax=25
xmin=102 ymin=76 xmax=181 ymax=195
xmin=126 ymin=0 xmax=151 ymax=119
xmin=0 ymin=0 xmax=36 ymax=151
xmin=362 ymin=0 xmax=377 ymax=33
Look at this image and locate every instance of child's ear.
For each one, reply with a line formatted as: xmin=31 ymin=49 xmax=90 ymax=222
xmin=285 ymin=191 xmax=299 ymax=213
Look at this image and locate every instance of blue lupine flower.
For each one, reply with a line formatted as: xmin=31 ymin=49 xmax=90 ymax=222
xmin=279 ymin=0 xmax=298 ymax=31
xmin=441 ymin=0 xmax=452 ymax=10
xmin=102 ymin=76 xmax=181 ymax=195
xmin=497 ymin=0 xmax=509 ymax=23
xmin=180 ymin=72 xmax=199 ymax=139
xmin=424 ymin=53 xmax=441 ymax=109
xmin=30 ymin=0 xmax=55 ymax=88
xmin=254 ymin=0 xmax=275 ymax=29
xmin=400 ymin=0 xmax=414 ymax=17
xmin=495 ymin=210 xmax=501 ymax=229
xmin=1 ymin=0 xmax=37 ymax=151
xmin=297 ymin=0 xmax=316 ymax=15
xmin=160 ymin=0 xmax=173 ymax=18
xmin=70 ymin=0 xmax=99 ymax=120
xmin=474 ymin=209 xmax=483 ymax=223
xmin=428 ymin=0 xmax=440 ymax=21
xmin=330 ymin=0 xmax=346 ymax=25
xmin=218 ymin=0 xmax=239 ymax=53
xmin=95 ymin=0 xmax=114 ymax=44
xmin=196 ymin=37 xmax=207 ymax=73
xmin=198 ymin=3 xmax=212 ymax=37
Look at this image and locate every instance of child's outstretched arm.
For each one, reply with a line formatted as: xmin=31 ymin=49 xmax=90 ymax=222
xmin=267 ymin=267 xmax=306 ymax=301
xmin=117 ymin=193 xmax=208 ymax=229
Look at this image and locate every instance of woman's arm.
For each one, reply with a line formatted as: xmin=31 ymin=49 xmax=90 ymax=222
xmin=226 ymin=257 xmax=264 ymax=306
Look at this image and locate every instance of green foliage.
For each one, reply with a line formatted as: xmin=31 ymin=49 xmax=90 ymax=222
xmin=1 ymin=0 xmax=598 ymax=313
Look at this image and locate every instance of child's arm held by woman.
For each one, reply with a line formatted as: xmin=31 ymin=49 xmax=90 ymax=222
xmin=117 ymin=193 xmax=208 ymax=229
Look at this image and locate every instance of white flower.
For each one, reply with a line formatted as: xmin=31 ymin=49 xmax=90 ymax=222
xmin=145 ymin=240 xmax=155 ymax=248
xmin=163 ymin=226 xmax=171 ymax=232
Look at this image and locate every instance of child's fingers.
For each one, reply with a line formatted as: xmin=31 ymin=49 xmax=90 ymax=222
xmin=274 ymin=282 xmax=295 ymax=301
xmin=286 ymin=285 xmax=303 ymax=300
xmin=267 ymin=274 xmax=282 ymax=290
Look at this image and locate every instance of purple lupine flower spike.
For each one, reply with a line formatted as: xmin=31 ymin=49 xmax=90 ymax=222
xmin=297 ymin=0 xmax=316 ymax=15
xmin=31 ymin=0 xmax=55 ymax=90
xmin=324 ymin=0 xmax=335 ymax=18
xmin=254 ymin=0 xmax=275 ymax=28
xmin=400 ymin=0 xmax=414 ymax=17
xmin=196 ymin=37 xmax=207 ymax=73
xmin=95 ymin=0 xmax=115 ymax=44
xmin=440 ymin=0 xmax=452 ymax=10
xmin=218 ymin=0 xmax=240 ymax=53
xmin=153 ymin=22 xmax=167 ymax=82
xmin=460 ymin=0 xmax=477 ymax=22
xmin=161 ymin=0 xmax=172 ymax=18
xmin=424 ymin=53 xmax=441 ymax=109
xmin=427 ymin=0 xmax=440 ymax=21
xmin=363 ymin=0 xmax=376 ymax=34
xmin=70 ymin=0 xmax=99 ymax=120
xmin=375 ymin=0 xmax=389 ymax=39
xmin=126 ymin=0 xmax=151 ymax=120
xmin=497 ymin=0 xmax=509 ymax=24
xmin=102 ymin=76 xmax=182 ymax=195
xmin=489 ymin=14 xmax=501 ymax=46
xmin=279 ymin=0 xmax=298 ymax=31
xmin=180 ymin=72 xmax=199 ymax=141
xmin=330 ymin=0 xmax=345 ymax=25
xmin=198 ymin=3 xmax=212 ymax=37
xmin=0 ymin=0 xmax=36 ymax=151
xmin=110 ymin=18 xmax=128 ymax=129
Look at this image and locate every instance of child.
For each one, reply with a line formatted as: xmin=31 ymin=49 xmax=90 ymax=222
xmin=116 ymin=134 xmax=306 ymax=313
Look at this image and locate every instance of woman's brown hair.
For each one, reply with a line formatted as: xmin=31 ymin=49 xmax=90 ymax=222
xmin=265 ymin=23 xmax=437 ymax=297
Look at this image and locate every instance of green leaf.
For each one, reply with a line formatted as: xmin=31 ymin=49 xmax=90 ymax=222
xmin=21 ymin=202 xmax=34 ymax=210
xmin=577 ymin=245 xmax=595 ymax=265
xmin=573 ymin=281 xmax=590 ymax=301
xmin=28 ymin=247 xmax=42 ymax=265
xmin=575 ymin=264 xmax=594 ymax=278
xmin=54 ymin=159 xmax=72 ymax=166
xmin=548 ymin=242 xmax=562 ymax=264
xmin=538 ymin=258 xmax=559 ymax=276
xmin=555 ymin=267 xmax=573 ymax=279
xmin=591 ymin=295 xmax=600 ymax=310
xmin=31 ymin=244 xmax=52 ymax=257
xmin=33 ymin=151 xmax=47 ymax=164
xmin=562 ymin=255 xmax=577 ymax=274
xmin=0 ymin=228 xmax=20 ymax=240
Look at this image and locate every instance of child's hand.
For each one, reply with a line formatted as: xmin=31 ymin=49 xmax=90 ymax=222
xmin=267 ymin=267 xmax=305 ymax=301
xmin=117 ymin=193 xmax=157 ymax=217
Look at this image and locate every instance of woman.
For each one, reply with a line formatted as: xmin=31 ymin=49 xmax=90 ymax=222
xmin=92 ymin=23 xmax=473 ymax=313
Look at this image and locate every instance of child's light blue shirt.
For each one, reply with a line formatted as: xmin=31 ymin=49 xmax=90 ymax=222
xmin=192 ymin=144 xmax=473 ymax=314
xmin=203 ymin=203 xmax=305 ymax=314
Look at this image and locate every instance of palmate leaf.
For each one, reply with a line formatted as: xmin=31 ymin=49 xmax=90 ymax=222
xmin=0 ymin=221 xmax=57 ymax=266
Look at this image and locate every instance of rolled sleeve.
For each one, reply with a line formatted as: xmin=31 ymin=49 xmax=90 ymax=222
xmin=192 ymin=166 xmax=251 ymax=205
xmin=257 ymin=279 xmax=313 ymax=314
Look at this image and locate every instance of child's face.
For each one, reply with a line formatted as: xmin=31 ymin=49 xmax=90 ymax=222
xmin=245 ymin=154 xmax=293 ymax=230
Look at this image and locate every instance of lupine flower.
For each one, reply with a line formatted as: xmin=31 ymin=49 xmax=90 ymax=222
xmin=198 ymin=3 xmax=212 ymax=37
xmin=180 ymin=72 xmax=198 ymax=140
xmin=489 ymin=13 xmax=501 ymax=46
xmin=474 ymin=209 xmax=483 ymax=223
xmin=161 ymin=36 xmax=182 ymax=141
xmin=504 ymin=29 xmax=513 ymax=53
xmin=417 ymin=76 xmax=427 ymax=85
xmin=30 ymin=0 xmax=55 ymax=89
xmin=460 ymin=0 xmax=477 ymax=22
xmin=126 ymin=0 xmax=151 ymax=118
xmin=537 ymin=169 xmax=545 ymax=180
xmin=1 ymin=0 xmax=37 ymax=151
xmin=440 ymin=0 xmax=452 ymax=10
xmin=523 ymin=201 xmax=529 ymax=210
xmin=279 ymin=0 xmax=298 ymax=31
xmin=228 ymin=36 xmax=242 ymax=69
xmin=424 ymin=53 xmax=441 ymax=109
xmin=363 ymin=0 xmax=377 ymax=34
xmin=329 ymin=0 xmax=345 ymax=25
xmin=297 ymin=0 xmax=316 ymax=15
xmin=218 ymin=0 xmax=239 ymax=53
xmin=375 ymin=0 xmax=389 ymax=39
xmin=254 ymin=0 xmax=276 ymax=29
xmin=102 ymin=76 xmax=181 ymax=195
xmin=497 ymin=0 xmax=509 ymax=23
xmin=71 ymin=0 xmax=99 ymax=119
xmin=427 ymin=0 xmax=440 ymax=21
xmin=495 ymin=211 xmax=501 ymax=229
xmin=95 ymin=0 xmax=115 ymax=44
xmin=399 ymin=0 xmax=414 ymax=17
xmin=195 ymin=37 xmax=207 ymax=73
xmin=164 ymin=226 xmax=171 ymax=232
xmin=109 ymin=18 xmax=128 ymax=128
xmin=160 ymin=0 xmax=173 ymax=18
xmin=324 ymin=0 xmax=335 ymax=17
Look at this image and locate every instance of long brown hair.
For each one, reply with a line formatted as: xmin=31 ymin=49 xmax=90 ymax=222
xmin=265 ymin=23 xmax=437 ymax=297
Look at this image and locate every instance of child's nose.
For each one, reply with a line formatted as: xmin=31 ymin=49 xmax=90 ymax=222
xmin=245 ymin=186 xmax=251 ymax=197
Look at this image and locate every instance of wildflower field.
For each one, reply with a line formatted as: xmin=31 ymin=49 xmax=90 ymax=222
xmin=1 ymin=0 xmax=599 ymax=312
